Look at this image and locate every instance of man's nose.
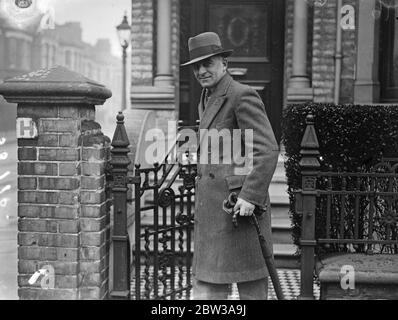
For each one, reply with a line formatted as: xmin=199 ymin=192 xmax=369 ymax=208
xmin=198 ymin=64 xmax=207 ymax=75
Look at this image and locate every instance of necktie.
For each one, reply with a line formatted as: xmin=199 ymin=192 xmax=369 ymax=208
xmin=204 ymin=89 xmax=210 ymax=109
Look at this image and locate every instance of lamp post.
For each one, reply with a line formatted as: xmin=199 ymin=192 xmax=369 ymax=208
xmin=116 ymin=13 xmax=131 ymax=111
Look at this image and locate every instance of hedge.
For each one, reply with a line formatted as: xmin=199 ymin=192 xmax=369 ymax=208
xmin=282 ymin=103 xmax=398 ymax=249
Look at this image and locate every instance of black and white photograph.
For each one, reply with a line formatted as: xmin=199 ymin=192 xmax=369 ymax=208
xmin=0 ymin=0 xmax=397 ymax=306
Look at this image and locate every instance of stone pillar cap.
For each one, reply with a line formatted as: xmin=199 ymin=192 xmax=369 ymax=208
xmin=0 ymin=65 xmax=112 ymax=105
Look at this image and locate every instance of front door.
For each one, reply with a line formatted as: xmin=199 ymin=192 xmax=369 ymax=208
xmin=179 ymin=0 xmax=285 ymax=143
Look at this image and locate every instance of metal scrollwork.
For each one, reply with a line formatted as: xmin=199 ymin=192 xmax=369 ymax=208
xmin=183 ymin=174 xmax=195 ymax=190
xmin=176 ymin=212 xmax=191 ymax=226
xmin=381 ymin=210 xmax=397 ymax=227
xmin=144 ymin=228 xmax=151 ymax=299
xmin=158 ymin=187 xmax=175 ymax=208
xmin=128 ymin=121 xmax=197 ymax=299
xmin=180 ymin=167 xmax=197 ymax=191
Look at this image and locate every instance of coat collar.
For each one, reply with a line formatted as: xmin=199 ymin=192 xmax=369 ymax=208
xmin=198 ymin=73 xmax=232 ymax=129
xmin=208 ymin=72 xmax=233 ymax=98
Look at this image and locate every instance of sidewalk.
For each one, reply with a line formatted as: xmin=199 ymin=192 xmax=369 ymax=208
xmin=0 ymin=136 xmax=17 ymax=226
xmin=131 ymin=267 xmax=320 ymax=300
xmin=0 ymin=224 xmax=17 ymax=299
xmin=0 ymin=135 xmax=18 ymax=299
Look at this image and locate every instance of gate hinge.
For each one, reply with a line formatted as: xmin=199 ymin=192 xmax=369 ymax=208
xmin=128 ymin=176 xmax=141 ymax=184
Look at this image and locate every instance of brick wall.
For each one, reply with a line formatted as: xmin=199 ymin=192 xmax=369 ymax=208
xmin=312 ymin=0 xmax=357 ymax=103
xmin=16 ymin=106 xmax=111 ymax=299
xmin=79 ymin=120 xmax=111 ymax=299
xmin=171 ymin=0 xmax=180 ymax=110
xmin=284 ymin=0 xmax=294 ymax=106
xmin=0 ymin=66 xmax=112 ymax=300
xmin=131 ymin=0 xmax=154 ymax=86
xmin=339 ymin=0 xmax=357 ymax=104
xmin=130 ymin=0 xmax=179 ymax=89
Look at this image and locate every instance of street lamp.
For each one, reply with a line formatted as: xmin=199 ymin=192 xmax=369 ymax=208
xmin=116 ymin=13 xmax=131 ymax=111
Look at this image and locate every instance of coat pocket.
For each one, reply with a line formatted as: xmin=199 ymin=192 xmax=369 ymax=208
xmin=224 ymin=175 xmax=246 ymax=192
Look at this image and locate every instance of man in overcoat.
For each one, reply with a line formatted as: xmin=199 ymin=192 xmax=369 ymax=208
xmin=181 ymin=32 xmax=279 ymax=300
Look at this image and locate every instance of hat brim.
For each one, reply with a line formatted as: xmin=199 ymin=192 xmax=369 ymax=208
xmin=180 ymin=49 xmax=233 ymax=67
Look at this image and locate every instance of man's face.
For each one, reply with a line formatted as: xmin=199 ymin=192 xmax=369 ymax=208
xmin=192 ymin=55 xmax=227 ymax=90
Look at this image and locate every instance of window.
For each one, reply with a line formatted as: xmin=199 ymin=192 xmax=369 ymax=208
xmin=7 ymin=38 xmax=17 ymax=69
xmin=0 ymin=35 xmax=4 ymax=68
xmin=87 ymin=63 xmax=92 ymax=78
xmin=44 ymin=43 xmax=50 ymax=68
xmin=65 ymin=50 xmax=71 ymax=68
xmin=380 ymin=1 xmax=398 ymax=101
xmin=74 ymin=52 xmax=79 ymax=71
xmin=41 ymin=43 xmax=47 ymax=68
xmin=51 ymin=45 xmax=56 ymax=66
xmin=21 ymin=40 xmax=31 ymax=70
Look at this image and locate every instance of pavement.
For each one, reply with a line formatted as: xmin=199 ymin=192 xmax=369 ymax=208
xmin=131 ymin=267 xmax=321 ymax=300
xmin=0 ymin=135 xmax=18 ymax=299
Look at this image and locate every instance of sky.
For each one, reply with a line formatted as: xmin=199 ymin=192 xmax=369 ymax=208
xmin=52 ymin=0 xmax=131 ymax=57
xmin=0 ymin=0 xmax=131 ymax=57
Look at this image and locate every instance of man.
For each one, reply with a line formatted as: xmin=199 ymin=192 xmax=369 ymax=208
xmin=181 ymin=32 xmax=279 ymax=300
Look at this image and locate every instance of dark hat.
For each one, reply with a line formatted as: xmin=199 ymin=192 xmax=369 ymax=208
xmin=181 ymin=32 xmax=233 ymax=67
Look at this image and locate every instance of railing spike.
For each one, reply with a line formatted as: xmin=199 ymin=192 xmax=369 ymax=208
xmin=299 ymin=113 xmax=320 ymax=170
xmin=117 ymin=111 xmax=124 ymax=122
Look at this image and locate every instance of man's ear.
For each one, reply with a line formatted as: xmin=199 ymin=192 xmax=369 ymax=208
xmin=223 ymin=58 xmax=228 ymax=71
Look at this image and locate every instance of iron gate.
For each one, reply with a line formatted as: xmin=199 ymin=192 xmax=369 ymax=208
xmin=108 ymin=112 xmax=197 ymax=300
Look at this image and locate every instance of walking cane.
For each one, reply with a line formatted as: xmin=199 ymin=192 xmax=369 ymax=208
xmin=223 ymin=192 xmax=285 ymax=300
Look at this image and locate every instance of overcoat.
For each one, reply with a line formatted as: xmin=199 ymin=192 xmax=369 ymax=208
xmin=193 ymin=73 xmax=279 ymax=284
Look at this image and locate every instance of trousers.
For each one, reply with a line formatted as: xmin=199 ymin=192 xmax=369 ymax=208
xmin=193 ymin=277 xmax=268 ymax=300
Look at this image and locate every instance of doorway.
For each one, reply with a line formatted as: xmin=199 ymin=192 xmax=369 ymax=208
xmin=179 ymin=0 xmax=285 ymax=143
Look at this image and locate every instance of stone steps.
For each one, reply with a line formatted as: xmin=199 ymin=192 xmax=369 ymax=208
xmin=269 ymin=153 xmax=289 ymax=205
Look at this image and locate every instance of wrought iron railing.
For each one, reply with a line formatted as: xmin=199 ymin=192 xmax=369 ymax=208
xmin=295 ymin=114 xmax=398 ymax=300
xmin=314 ymin=169 xmax=398 ymax=253
xmin=107 ymin=112 xmax=198 ymax=300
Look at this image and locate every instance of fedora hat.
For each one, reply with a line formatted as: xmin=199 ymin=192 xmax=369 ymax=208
xmin=181 ymin=32 xmax=233 ymax=67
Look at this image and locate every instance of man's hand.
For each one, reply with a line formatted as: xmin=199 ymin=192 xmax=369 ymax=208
xmin=233 ymin=197 xmax=255 ymax=216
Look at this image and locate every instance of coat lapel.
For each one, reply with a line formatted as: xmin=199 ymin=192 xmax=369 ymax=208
xmin=199 ymin=73 xmax=232 ymax=130
xmin=197 ymin=73 xmax=233 ymax=150
xmin=199 ymin=96 xmax=226 ymax=129
xmin=197 ymin=89 xmax=206 ymax=119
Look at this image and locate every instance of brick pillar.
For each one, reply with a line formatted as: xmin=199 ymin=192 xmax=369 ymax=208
xmin=0 ymin=66 xmax=112 ymax=300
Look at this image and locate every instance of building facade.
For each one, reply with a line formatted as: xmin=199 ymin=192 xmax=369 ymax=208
xmin=128 ymin=0 xmax=397 ymax=146
xmin=0 ymin=19 xmax=122 ymax=138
